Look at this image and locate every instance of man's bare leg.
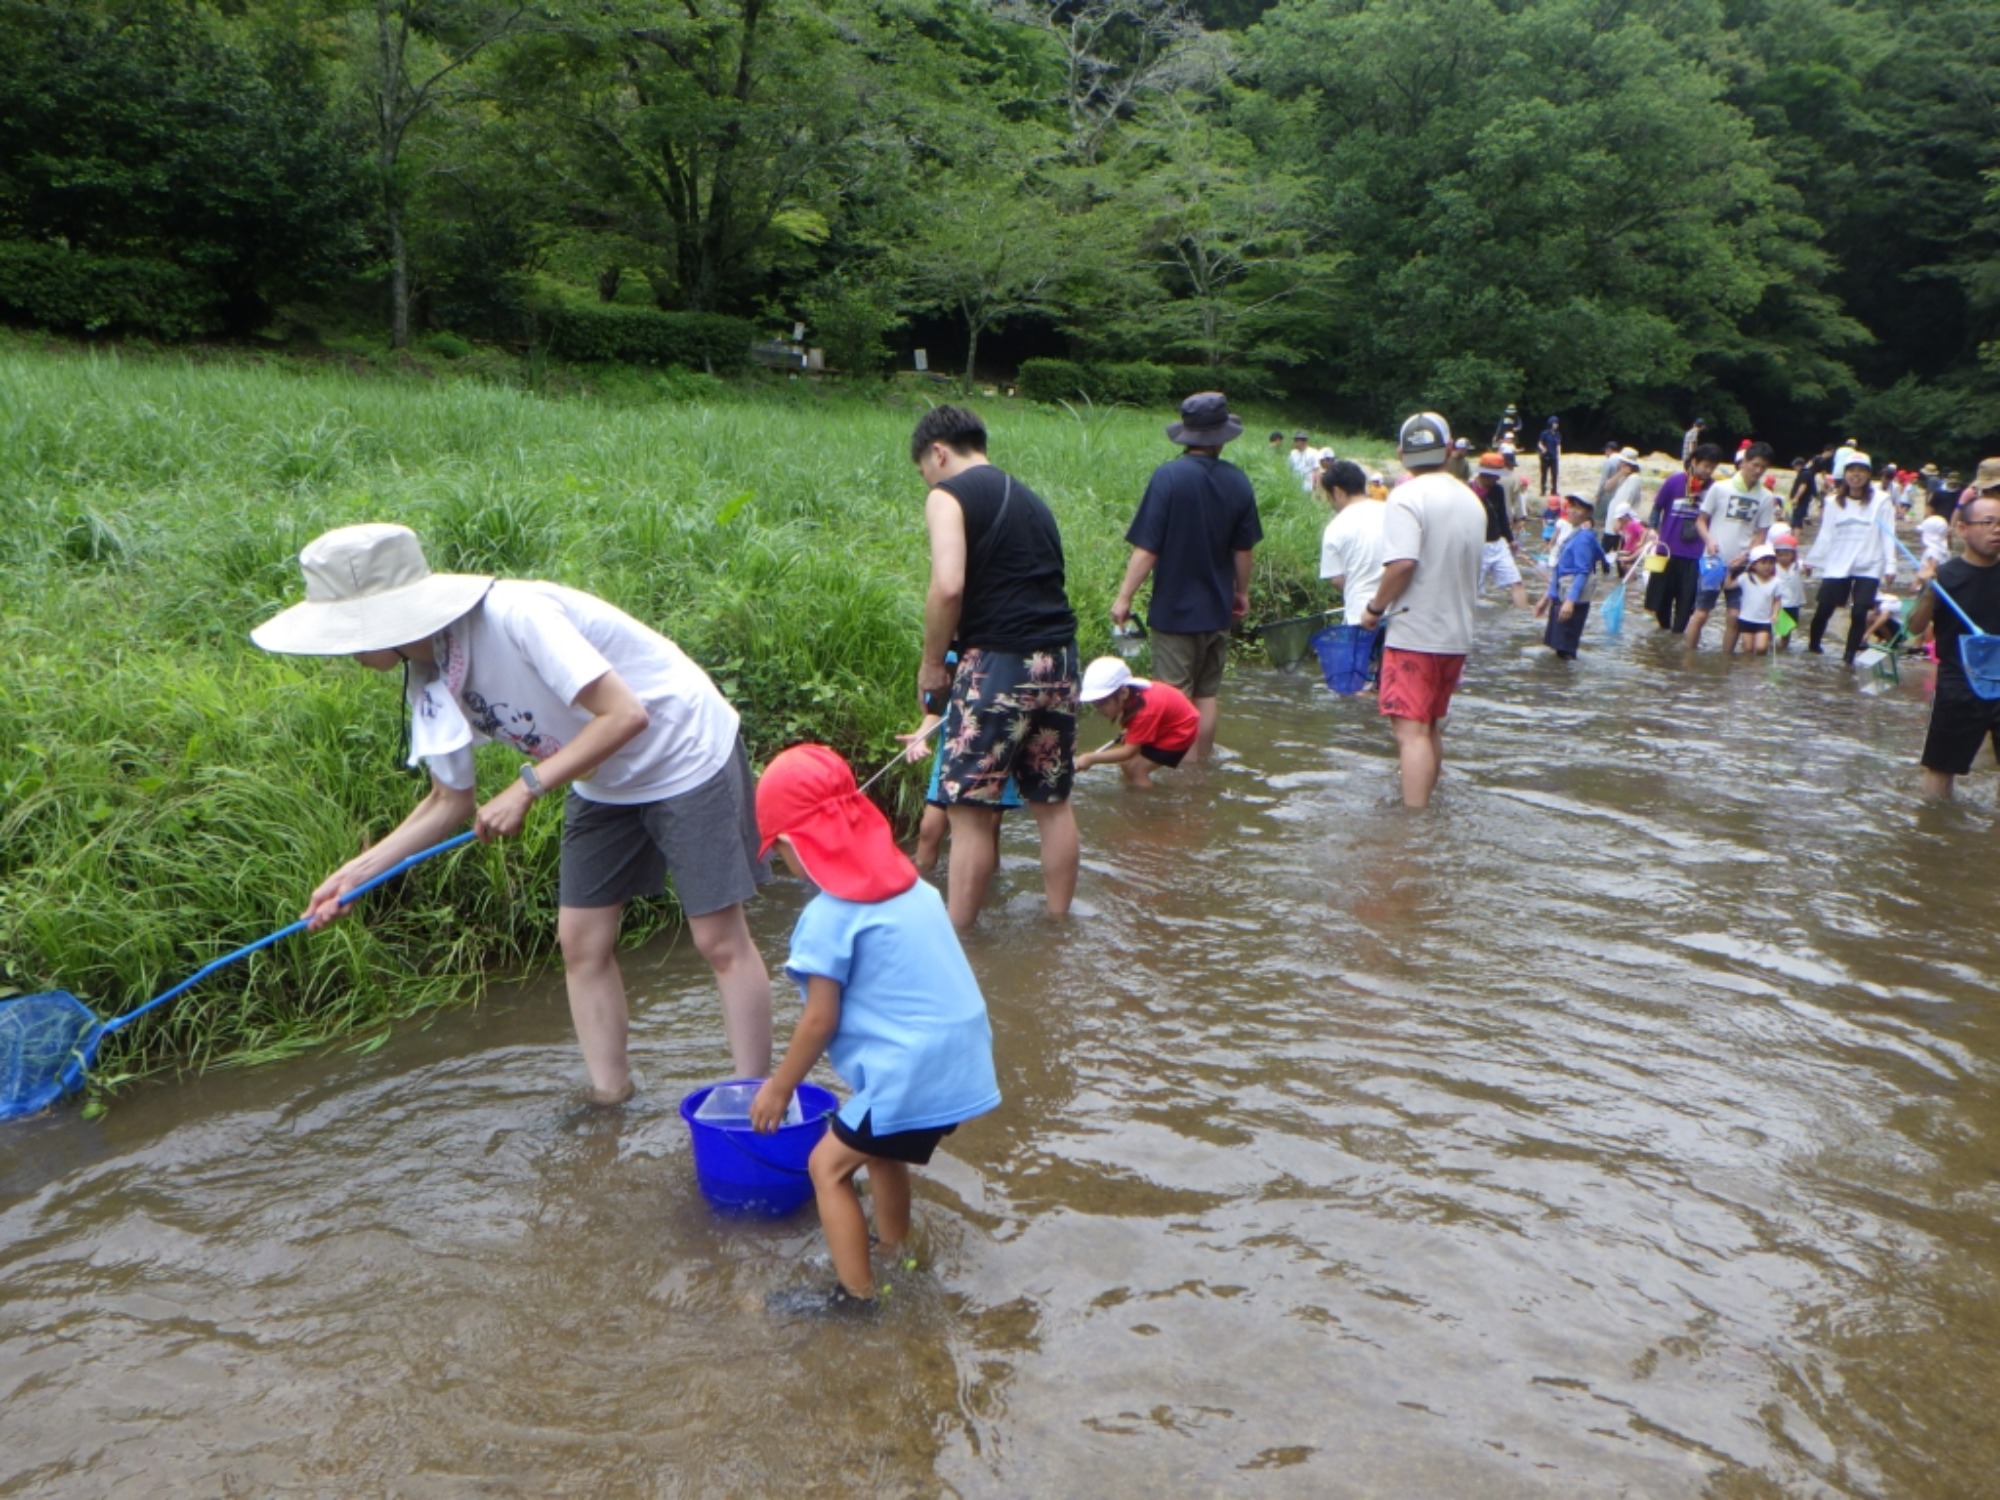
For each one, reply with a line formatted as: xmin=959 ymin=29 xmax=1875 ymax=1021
xmin=557 ymin=902 xmax=633 ymax=1101
xmin=687 ymin=902 xmax=773 ymax=1077
xmin=1391 ymin=715 xmax=1443 ymax=808
xmin=1920 ymin=768 xmax=1956 ymax=801
xmin=943 ymin=804 xmax=1002 ymax=928
xmin=1191 ymin=696 xmax=1220 ymax=761
xmin=1029 ymin=799 xmax=1079 ymax=918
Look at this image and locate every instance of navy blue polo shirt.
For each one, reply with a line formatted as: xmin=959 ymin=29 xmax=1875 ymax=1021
xmin=1125 ymin=453 xmax=1263 ymax=634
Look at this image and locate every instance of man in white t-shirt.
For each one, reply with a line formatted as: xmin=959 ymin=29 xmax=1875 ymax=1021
xmin=1318 ymin=458 xmax=1386 ymax=624
xmin=1288 ymin=430 xmax=1329 ymax=492
xmin=253 ymin=524 xmax=773 ymax=1106
xmin=1696 ymin=441 xmax=1778 ymax=655
xmin=1359 ymin=413 xmax=1486 ymax=808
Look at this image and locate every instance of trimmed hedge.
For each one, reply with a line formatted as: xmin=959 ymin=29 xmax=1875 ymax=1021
xmin=0 ymin=240 xmax=223 ymax=339
xmin=1016 ymin=358 xmax=1185 ymax=407
xmin=537 ymin=297 xmax=752 ymax=369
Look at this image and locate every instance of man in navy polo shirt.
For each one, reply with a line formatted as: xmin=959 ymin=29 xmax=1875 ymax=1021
xmin=1111 ymin=391 xmax=1263 ymax=762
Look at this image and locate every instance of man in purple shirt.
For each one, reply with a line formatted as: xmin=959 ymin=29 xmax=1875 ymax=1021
xmin=1646 ymin=443 xmax=1720 ymax=632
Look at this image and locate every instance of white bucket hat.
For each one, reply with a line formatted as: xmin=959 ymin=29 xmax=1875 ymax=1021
xmin=251 ymin=524 xmax=492 ymax=656
xmin=1079 ymin=656 xmax=1147 ymax=704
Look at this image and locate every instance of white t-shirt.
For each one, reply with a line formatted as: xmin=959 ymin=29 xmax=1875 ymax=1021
xmin=1776 ymin=562 xmax=1805 ymax=609
xmin=1920 ymin=514 xmax=1951 ymax=567
xmin=1381 ymin=470 xmax=1485 ymax=654
xmin=1547 ymin=518 xmax=1575 ymax=561
xmin=1700 ymin=478 xmax=1777 ymax=563
xmin=1604 ymin=473 xmax=1643 ymax=530
xmin=1320 ymin=500 xmax=1388 ymax=625
xmin=409 ymin=581 xmax=739 ymax=804
xmin=1288 ymin=446 xmax=1326 ymax=491
xmin=1804 ymin=494 xmax=1896 ymax=581
xmin=1737 ymin=571 xmax=1781 ymax=627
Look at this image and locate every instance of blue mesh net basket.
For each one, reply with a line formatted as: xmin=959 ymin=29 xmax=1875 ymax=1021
xmin=1310 ymin=622 xmax=1382 ymax=696
xmin=0 ymin=992 xmax=104 ymax=1121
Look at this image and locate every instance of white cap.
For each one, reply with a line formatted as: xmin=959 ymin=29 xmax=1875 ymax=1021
xmin=1747 ymin=544 xmax=1777 ymax=564
xmin=1079 ymin=656 xmax=1146 ymax=703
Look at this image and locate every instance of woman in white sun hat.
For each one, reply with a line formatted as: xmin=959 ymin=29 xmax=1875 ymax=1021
xmin=252 ymin=523 xmax=772 ymax=1105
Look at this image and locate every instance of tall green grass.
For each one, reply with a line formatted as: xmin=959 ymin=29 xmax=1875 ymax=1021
xmin=0 ymin=340 xmax=1381 ymax=1090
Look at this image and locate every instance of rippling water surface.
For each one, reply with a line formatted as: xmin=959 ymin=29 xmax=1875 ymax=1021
xmin=5 ymin=607 xmax=1998 ymax=1497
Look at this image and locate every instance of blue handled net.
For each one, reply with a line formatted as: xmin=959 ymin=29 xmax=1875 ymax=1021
xmin=1310 ymin=623 xmax=1383 ymax=696
xmin=0 ymin=991 xmax=105 ymax=1121
xmin=1960 ymin=634 xmax=2000 ymax=700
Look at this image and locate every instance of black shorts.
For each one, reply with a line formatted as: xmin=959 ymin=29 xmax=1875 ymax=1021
xmin=1921 ymin=686 xmax=2000 ymax=776
xmin=1138 ymin=743 xmax=1189 ymax=768
xmin=830 ymin=1110 xmax=958 ymax=1166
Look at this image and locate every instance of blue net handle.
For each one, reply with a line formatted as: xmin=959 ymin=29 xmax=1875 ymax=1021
xmin=1887 ymin=528 xmax=1999 ymax=697
xmin=100 ymin=831 xmax=476 ymax=1036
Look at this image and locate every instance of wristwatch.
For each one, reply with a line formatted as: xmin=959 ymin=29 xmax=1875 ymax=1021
xmin=1363 ymin=601 xmax=1385 ymax=618
xmin=518 ymin=763 xmax=546 ymax=800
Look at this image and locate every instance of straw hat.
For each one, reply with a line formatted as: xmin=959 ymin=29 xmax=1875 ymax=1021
xmin=251 ymin=524 xmax=493 ymax=656
xmin=1976 ymin=457 xmax=2000 ymax=495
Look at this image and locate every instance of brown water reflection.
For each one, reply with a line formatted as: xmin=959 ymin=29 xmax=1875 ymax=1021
xmin=4 ymin=607 xmax=1999 ymax=1497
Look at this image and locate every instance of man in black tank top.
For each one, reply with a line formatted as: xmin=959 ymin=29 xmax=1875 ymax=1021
xmin=910 ymin=406 xmax=1080 ymax=929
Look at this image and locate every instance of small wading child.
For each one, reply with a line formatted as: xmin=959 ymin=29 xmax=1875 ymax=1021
xmin=1535 ymin=493 xmax=1609 ymax=660
xmin=1769 ymin=526 xmax=1806 ymax=649
xmin=1726 ymin=544 xmax=1781 ymax=655
xmin=752 ymin=744 xmax=1001 ymax=1314
xmin=1073 ymin=657 xmax=1200 ymax=788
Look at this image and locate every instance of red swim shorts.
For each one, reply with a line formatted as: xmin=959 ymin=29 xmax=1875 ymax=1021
xmin=1377 ymin=647 xmax=1466 ymax=723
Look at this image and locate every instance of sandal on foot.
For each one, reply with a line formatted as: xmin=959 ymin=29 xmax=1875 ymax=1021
xmin=766 ymin=1284 xmax=879 ymax=1320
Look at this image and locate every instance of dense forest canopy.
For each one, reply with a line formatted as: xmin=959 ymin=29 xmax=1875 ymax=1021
xmin=1 ymin=0 xmax=1995 ymax=456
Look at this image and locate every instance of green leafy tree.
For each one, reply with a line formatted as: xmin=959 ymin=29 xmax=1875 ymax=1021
xmin=353 ymin=0 xmax=531 ymax=347
xmin=1240 ymin=0 xmax=1864 ymax=437
xmin=0 ymin=0 xmax=370 ymax=336
xmin=504 ymin=0 xmax=923 ymax=314
xmin=1109 ymin=116 xmax=1344 ymax=379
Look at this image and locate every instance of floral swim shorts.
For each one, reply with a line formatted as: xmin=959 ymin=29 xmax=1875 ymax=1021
xmin=936 ymin=644 xmax=1078 ymax=806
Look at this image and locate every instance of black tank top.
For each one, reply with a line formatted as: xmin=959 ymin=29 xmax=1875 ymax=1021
xmin=938 ymin=465 xmax=1077 ymax=652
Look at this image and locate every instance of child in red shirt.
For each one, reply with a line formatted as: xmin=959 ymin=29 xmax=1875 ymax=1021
xmin=1074 ymin=657 xmax=1199 ymax=789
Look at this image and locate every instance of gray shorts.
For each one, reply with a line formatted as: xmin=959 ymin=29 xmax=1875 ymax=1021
xmin=558 ymin=735 xmax=769 ymax=914
xmin=1149 ymin=629 xmax=1228 ymax=700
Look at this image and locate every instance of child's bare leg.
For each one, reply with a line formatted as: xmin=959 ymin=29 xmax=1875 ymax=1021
xmin=913 ymin=804 xmax=946 ymax=875
xmin=808 ymin=1133 xmax=878 ymax=1298
xmin=1117 ymin=758 xmax=1155 ymax=789
xmin=867 ymin=1160 xmax=913 ymax=1255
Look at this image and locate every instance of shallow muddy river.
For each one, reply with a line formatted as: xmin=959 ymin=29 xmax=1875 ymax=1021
xmin=4 ymin=604 xmax=1998 ymax=1497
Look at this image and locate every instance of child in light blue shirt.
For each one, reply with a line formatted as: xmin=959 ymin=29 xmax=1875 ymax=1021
xmin=751 ymin=744 xmax=1001 ymax=1313
xmin=1537 ymin=493 xmax=1610 ymax=660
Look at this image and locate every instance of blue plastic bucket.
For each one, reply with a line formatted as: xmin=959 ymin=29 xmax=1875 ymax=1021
xmin=679 ymin=1079 xmax=836 ymax=1216
xmin=1310 ymin=622 xmax=1381 ymax=695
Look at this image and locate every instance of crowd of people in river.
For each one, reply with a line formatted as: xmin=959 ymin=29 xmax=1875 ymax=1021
xmin=248 ymin=390 xmax=2000 ymax=1314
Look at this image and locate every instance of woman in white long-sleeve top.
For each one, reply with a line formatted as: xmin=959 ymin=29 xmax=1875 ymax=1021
xmin=1804 ymin=453 xmax=1899 ymax=663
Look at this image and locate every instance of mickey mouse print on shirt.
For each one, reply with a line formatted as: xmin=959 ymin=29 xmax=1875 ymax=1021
xmin=463 ymin=689 xmax=563 ymax=760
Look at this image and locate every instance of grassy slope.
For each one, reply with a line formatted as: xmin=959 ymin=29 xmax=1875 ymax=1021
xmin=0 ymin=340 xmax=1377 ymax=1087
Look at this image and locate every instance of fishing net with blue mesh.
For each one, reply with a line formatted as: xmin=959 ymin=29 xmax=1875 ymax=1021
xmin=0 ymin=991 xmax=105 ymax=1121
